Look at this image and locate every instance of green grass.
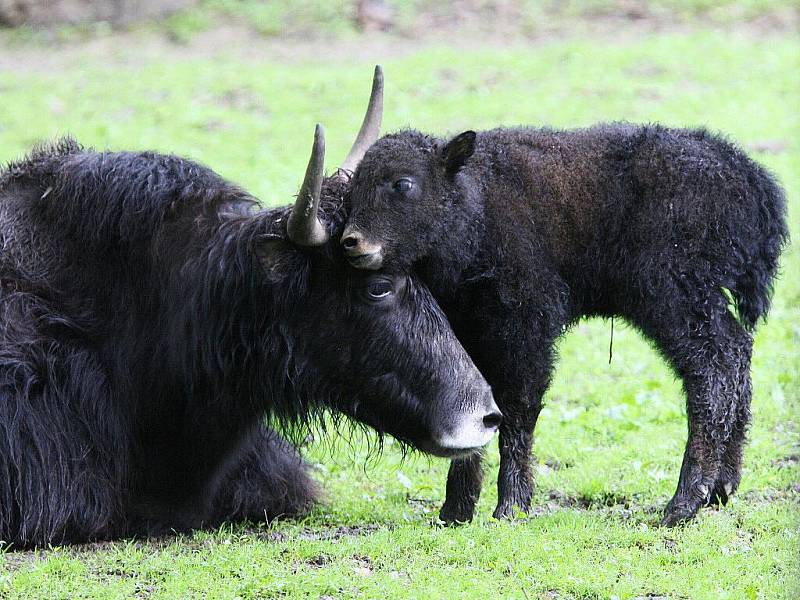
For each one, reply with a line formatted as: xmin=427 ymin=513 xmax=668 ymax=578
xmin=0 ymin=9 xmax=798 ymax=600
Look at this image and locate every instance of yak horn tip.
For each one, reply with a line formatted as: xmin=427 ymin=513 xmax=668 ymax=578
xmin=313 ymin=123 xmax=325 ymax=148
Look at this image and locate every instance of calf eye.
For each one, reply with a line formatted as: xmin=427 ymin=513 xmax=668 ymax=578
xmin=392 ymin=178 xmax=414 ymax=194
xmin=367 ymin=279 xmax=393 ymax=299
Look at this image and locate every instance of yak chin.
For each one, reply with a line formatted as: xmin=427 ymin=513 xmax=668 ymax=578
xmin=347 ymin=251 xmax=384 ymax=270
xmin=423 ymin=403 xmax=503 ymax=458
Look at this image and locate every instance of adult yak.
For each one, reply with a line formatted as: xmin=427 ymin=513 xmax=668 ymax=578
xmin=0 ymin=71 xmax=501 ymax=547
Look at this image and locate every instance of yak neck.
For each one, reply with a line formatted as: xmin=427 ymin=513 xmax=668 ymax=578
xmin=169 ymin=206 xmax=334 ymax=428
xmin=417 ymin=169 xmax=489 ymax=299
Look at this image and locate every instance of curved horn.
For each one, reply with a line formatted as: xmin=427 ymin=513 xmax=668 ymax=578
xmin=287 ymin=124 xmax=329 ymax=247
xmin=339 ymin=65 xmax=384 ymax=173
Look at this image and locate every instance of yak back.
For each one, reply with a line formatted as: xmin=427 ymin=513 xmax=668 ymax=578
xmin=464 ymin=123 xmax=788 ymax=326
xmin=0 ymin=139 xmax=347 ymax=418
xmin=0 ymin=138 xmax=261 ymax=340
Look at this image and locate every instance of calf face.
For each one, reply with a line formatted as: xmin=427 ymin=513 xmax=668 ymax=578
xmin=341 ymin=130 xmax=477 ymax=271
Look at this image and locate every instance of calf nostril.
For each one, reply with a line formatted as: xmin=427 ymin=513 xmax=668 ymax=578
xmin=341 ymin=235 xmax=360 ymax=250
xmin=483 ymin=411 xmax=503 ymax=429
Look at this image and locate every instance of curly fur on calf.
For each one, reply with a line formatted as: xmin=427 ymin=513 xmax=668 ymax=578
xmin=343 ymin=123 xmax=789 ymax=525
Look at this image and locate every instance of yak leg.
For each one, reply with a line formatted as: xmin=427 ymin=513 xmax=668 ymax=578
xmin=437 ymin=282 xmax=566 ymax=523
xmin=131 ymin=425 xmax=317 ymax=535
xmin=438 ymin=314 xmax=560 ymax=523
xmin=209 ymin=424 xmax=318 ymax=525
xmin=665 ymin=314 xmax=750 ymax=526
xmin=439 ymin=453 xmax=485 ymax=523
xmin=439 ymin=350 xmax=553 ymax=524
xmin=489 ymin=293 xmax=565 ymax=520
xmin=635 ymin=292 xmax=752 ymax=526
xmin=492 ymin=379 xmax=549 ymax=520
xmin=707 ymin=318 xmax=753 ymax=508
xmin=440 ymin=396 xmax=548 ymax=523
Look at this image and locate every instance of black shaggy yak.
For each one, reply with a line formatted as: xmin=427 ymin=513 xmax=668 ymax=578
xmin=341 ymin=123 xmax=788 ymax=526
xmin=0 ymin=73 xmax=501 ymax=547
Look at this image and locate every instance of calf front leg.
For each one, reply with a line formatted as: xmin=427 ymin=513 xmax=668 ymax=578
xmin=437 ymin=379 xmax=549 ymax=523
xmin=493 ymin=396 xmax=543 ymax=519
xmin=440 ymin=296 xmax=564 ymax=523
xmin=439 ymin=453 xmax=484 ymax=523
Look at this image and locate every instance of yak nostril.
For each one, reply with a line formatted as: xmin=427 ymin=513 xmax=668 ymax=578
xmin=483 ymin=411 xmax=503 ymax=429
xmin=341 ymin=234 xmax=361 ymax=250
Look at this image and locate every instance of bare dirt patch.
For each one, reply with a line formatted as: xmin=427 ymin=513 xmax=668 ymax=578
xmin=296 ymin=524 xmax=383 ymax=542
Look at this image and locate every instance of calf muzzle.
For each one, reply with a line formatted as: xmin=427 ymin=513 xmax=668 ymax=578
xmin=341 ymin=225 xmax=385 ymax=270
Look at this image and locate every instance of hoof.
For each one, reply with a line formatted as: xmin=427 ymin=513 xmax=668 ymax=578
xmin=492 ymin=501 xmax=530 ymax=521
xmin=661 ymin=496 xmax=702 ymax=527
xmin=660 ymin=508 xmax=695 ymax=527
xmin=438 ymin=503 xmax=475 ymax=525
xmin=710 ymin=480 xmax=736 ymax=506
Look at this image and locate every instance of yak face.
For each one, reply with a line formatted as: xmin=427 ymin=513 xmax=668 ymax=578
xmin=261 ymin=121 xmax=498 ymax=458
xmin=260 ymin=234 xmax=500 ymax=458
xmin=341 ymin=130 xmax=478 ymax=272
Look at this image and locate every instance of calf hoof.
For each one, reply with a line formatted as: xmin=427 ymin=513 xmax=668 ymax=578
xmin=661 ymin=506 xmax=696 ymax=527
xmin=439 ymin=501 xmax=475 ymax=525
xmin=661 ymin=495 xmax=705 ymax=527
xmin=492 ymin=500 xmax=530 ymax=521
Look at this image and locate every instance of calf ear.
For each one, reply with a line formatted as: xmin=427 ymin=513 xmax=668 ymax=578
xmin=442 ymin=131 xmax=476 ymax=178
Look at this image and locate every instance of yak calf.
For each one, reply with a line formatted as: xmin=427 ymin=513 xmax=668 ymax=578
xmin=342 ymin=123 xmax=788 ymax=526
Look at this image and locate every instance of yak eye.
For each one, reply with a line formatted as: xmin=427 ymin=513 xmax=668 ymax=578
xmin=392 ymin=178 xmax=414 ymax=194
xmin=366 ymin=279 xmax=394 ymax=300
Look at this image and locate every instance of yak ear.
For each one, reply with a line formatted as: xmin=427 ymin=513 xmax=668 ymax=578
xmin=441 ymin=131 xmax=476 ymax=178
xmin=255 ymin=236 xmax=297 ymax=282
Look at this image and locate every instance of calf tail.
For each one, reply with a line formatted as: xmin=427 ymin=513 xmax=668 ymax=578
xmin=729 ymin=161 xmax=789 ymax=330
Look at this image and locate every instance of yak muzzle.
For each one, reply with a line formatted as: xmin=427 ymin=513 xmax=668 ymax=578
xmin=432 ymin=385 xmax=502 ymax=455
xmin=341 ymin=226 xmax=384 ymax=270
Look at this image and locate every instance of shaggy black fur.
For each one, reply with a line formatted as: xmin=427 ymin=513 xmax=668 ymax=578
xmin=0 ymin=138 xmax=489 ymax=547
xmin=343 ymin=123 xmax=789 ymax=526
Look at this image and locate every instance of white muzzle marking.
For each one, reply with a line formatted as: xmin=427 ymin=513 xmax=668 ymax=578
xmin=435 ymin=413 xmax=498 ymax=450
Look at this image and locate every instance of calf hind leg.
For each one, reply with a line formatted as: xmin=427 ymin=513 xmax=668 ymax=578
xmin=637 ymin=299 xmax=753 ymax=526
xmin=710 ymin=340 xmax=752 ymax=507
